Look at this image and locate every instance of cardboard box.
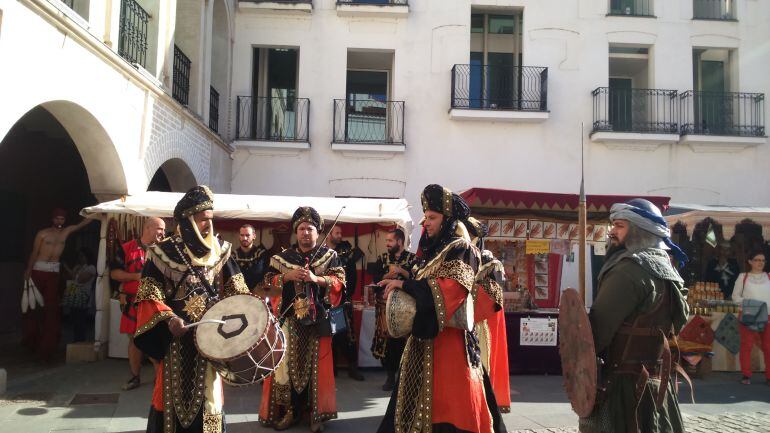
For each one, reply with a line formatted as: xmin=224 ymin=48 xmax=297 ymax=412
xmin=66 ymin=341 xmax=107 ymax=363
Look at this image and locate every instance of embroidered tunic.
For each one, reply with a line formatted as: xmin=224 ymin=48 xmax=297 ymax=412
xmin=377 ymin=238 xmax=507 ymax=433
xmin=257 ymin=245 xmax=345 ymax=427
xmin=133 ymin=236 xmax=250 ymax=433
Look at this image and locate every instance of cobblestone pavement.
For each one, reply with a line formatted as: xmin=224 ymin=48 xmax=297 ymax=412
xmin=509 ymin=411 xmax=770 ymax=433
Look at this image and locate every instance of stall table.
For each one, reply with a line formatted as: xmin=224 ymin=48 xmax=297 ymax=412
xmin=506 ymin=309 xmax=561 ymax=375
xmin=688 ymin=313 xmax=766 ymax=372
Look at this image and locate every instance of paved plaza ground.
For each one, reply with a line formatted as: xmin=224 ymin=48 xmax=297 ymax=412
xmin=1 ymin=354 xmax=769 ymax=433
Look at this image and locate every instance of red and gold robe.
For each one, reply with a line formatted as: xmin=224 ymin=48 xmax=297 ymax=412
xmin=133 ymin=238 xmax=250 ymax=433
xmin=378 ymin=238 xmax=507 ymax=433
xmin=257 ymin=245 xmax=345 ymax=428
xmin=473 ymin=251 xmax=511 ymax=413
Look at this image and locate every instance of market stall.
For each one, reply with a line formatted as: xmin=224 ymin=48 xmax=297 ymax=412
xmin=665 ymin=204 xmax=770 ymax=373
xmin=80 ymin=192 xmax=413 ymax=365
xmin=460 ymin=187 xmax=670 ymax=374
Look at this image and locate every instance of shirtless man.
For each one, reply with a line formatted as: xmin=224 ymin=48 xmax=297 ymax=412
xmin=23 ymin=208 xmax=93 ymax=361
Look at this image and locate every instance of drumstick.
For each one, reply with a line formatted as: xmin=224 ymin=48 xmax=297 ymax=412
xmin=186 ymin=319 xmax=226 ymax=328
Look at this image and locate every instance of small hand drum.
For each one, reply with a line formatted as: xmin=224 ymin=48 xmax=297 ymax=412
xmin=194 ymin=294 xmax=285 ymax=386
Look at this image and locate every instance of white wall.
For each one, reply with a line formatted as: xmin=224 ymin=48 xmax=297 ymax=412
xmin=0 ymin=0 xmax=234 ymax=195
xmin=230 ymin=0 xmax=770 ymax=230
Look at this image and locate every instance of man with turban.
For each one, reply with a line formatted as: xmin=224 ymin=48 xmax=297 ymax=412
xmin=580 ymin=198 xmax=689 ymax=433
xmin=258 ymin=206 xmax=346 ymax=432
xmin=376 ymin=184 xmax=507 ymax=433
xmin=464 ymin=217 xmax=511 ymax=414
xmin=133 ymin=185 xmax=251 ymax=433
xmin=23 ymin=207 xmax=93 ymax=361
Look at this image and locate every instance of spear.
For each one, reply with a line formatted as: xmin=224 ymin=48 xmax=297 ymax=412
xmin=578 ymin=123 xmax=587 ymax=304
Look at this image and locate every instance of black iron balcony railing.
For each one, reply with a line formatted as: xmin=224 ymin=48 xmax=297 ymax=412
xmin=239 ymin=0 xmax=312 ymax=3
xmin=608 ymin=0 xmax=654 ymax=17
xmin=209 ymin=86 xmax=219 ymax=133
xmin=451 ymin=65 xmax=548 ymax=111
xmin=592 ymin=88 xmax=678 ymax=134
xmin=694 ymin=0 xmax=736 ymax=20
xmin=118 ymin=0 xmax=150 ymax=67
xmin=337 ymin=0 xmax=408 ymax=4
xmin=172 ymin=45 xmax=191 ymax=106
xmin=680 ymin=91 xmax=764 ymax=137
xmin=333 ymin=99 xmax=404 ymax=145
xmin=236 ymin=96 xmax=310 ymax=142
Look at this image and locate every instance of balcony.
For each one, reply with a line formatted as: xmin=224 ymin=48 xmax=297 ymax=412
xmin=118 ymin=0 xmax=150 ymax=68
xmin=332 ymin=99 xmax=405 ymax=152
xmin=607 ymin=0 xmax=654 ymax=17
xmin=336 ymin=0 xmax=409 ymax=19
xmin=172 ymin=45 xmax=191 ymax=106
xmin=450 ymin=65 xmax=548 ymax=122
xmin=235 ymin=96 xmax=310 ymax=149
xmin=238 ymin=0 xmax=313 ymax=15
xmin=591 ymin=87 xmax=679 ymax=149
xmin=693 ymin=0 xmax=736 ymax=21
xmin=680 ymin=91 xmax=765 ymax=151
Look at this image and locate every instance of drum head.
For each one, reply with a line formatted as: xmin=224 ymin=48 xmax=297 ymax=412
xmin=196 ymin=294 xmax=268 ymax=361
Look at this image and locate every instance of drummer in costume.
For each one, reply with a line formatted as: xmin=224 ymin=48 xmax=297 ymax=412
xmin=133 ymin=185 xmax=251 ymax=433
xmin=234 ymin=224 xmax=268 ymax=290
xmin=464 ymin=217 xmax=511 ymax=414
xmin=377 ymin=184 xmax=507 ymax=433
xmin=370 ymin=228 xmax=420 ymax=391
xmin=258 ymin=206 xmax=345 ymax=432
xmin=579 ymin=199 xmax=689 ymax=433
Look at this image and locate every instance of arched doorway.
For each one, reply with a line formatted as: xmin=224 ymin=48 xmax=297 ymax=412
xmin=0 ymin=103 xmax=126 ymax=368
xmin=148 ymin=158 xmax=197 ymax=192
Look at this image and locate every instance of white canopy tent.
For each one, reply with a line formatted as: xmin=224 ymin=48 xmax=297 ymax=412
xmin=665 ymin=203 xmax=770 ymax=239
xmin=80 ymin=192 xmax=413 ymax=357
xmin=81 ymin=191 xmax=413 ymax=229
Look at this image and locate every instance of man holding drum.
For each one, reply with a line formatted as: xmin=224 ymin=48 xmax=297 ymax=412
xmin=132 ymin=185 xmax=251 ymax=433
xmin=376 ymin=184 xmax=507 ymax=433
xmin=258 ymin=206 xmax=346 ymax=432
xmin=370 ymin=228 xmax=420 ymax=391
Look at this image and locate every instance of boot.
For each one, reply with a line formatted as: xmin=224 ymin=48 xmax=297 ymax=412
xmin=274 ymin=408 xmax=298 ymax=431
xmin=348 ymin=367 xmax=364 ymax=381
xmin=310 ymin=419 xmax=324 ymax=432
xmin=382 ymin=371 xmax=395 ymax=391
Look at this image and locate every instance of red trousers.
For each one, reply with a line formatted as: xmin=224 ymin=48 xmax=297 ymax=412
xmin=22 ymin=270 xmax=61 ymax=361
xmin=739 ymin=321 xmax=770 ymax=379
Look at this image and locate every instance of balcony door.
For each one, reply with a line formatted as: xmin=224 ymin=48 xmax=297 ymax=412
xmin=609 ymin=78 xmax=633 ymax=131
xmin=345 ymin=70 xmax=389 ymax=143
xmin=698 ymin=60 xmax=730 ymax=134
xmin=252 ymin=48 xmax=298 ymax=140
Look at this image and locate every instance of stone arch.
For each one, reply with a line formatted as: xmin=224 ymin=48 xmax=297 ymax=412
xmin=144 ymin=130 xmax=209 ymax=188
xmin=151 ymin=158 xmax=198 ymax=192
xmin=0 ymin=100 xmax=129 ymax=197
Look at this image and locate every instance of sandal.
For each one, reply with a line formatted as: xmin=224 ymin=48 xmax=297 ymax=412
xmin=740 ymin=376 xmax=751 ymax=385
xmin=123 ymin=375 xmax=141 ymax=391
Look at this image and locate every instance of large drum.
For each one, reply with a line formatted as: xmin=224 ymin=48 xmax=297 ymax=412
xmin=195 ymin=294 xmax=285 ymax=386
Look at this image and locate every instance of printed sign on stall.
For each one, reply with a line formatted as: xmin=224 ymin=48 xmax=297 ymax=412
xmin=520 ymin=317 xmax=558 ymax=346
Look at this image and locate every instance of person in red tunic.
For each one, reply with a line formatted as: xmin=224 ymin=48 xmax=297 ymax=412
xmin=464 ymin=217 xmax=511 ymax=414
xmin=258 ymin=206 xmax=345 ymax=432
xmin=377 ymin=184 xmax=507 ymax=433
xmin=110 ymin=216 xmax=165 ymax=390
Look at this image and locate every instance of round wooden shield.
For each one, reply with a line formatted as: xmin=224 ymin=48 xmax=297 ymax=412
xmin=558 ymin=288 xmax=597 ymax=418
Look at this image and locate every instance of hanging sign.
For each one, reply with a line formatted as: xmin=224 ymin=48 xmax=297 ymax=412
xmin=520 ymin=317 xmax=558 ymax=346
xmin=525 ymin=239 xmax=551 ymax=255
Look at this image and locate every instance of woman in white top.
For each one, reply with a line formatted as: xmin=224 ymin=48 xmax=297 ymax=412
xmin=731 ymin=250 xmax=770 ymax=385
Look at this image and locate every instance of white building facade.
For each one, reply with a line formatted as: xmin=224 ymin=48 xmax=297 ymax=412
xmin=0 ymin=0 xmax=237 ymax=197
xmin=229 ymin=0 xmax=770 ymax=228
